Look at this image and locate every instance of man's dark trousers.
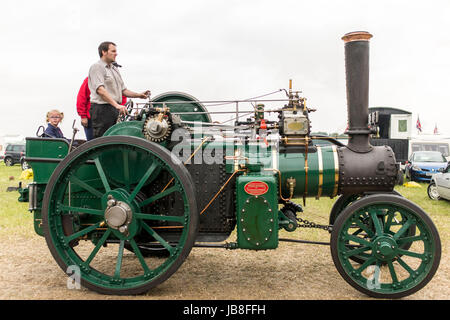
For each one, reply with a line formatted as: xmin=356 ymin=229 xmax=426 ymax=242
xmin=90 ymin=103 xmax=119 ymax=138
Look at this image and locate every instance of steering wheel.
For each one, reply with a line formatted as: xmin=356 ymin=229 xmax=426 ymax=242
xmin=117 ymin=100 xmax=134 ymax=122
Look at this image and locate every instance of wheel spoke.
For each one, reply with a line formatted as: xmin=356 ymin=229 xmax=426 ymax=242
xmin=393 ymin=220 xmax=413 ymax=240
xmin=397 ymin=257 xmax=415 ymax=275
xmin=387 ymin=261 xmax=399 ymax=284
xmin=129 ymin=239 xmax=152 ymax=274
xmin=353 ymin=219 xmax=375 ymax=238
xmin=344 ymin=234 xmax=373 ymax=247
xmin=351 ymin=228 xmax=364 ymax=236
xmin=142 ymin=222 xmax=174 ymax=254
xmin=122 ymin=150 xmax=130 ymax=192
xmin=134 ymin=212 xmax=184 ymax=223
xmin=356 ymin=257 xmax=377 ymax=274
xmin=66 ymin=221 xmax=102 ymax=242
xmin=69 ymin=175 xmax=104 ymax=198
xmin=397 ymin=249 xmax=425 ymax=260
xmin=85 ymin=229 xmax=112 ymax=266
xmin=397 ymin=235 xmax=424 ymax=245
xmin=369 ymin=211 xmax=383 ymax=236
xmin=384 ymin=210 xmax=395 ymax=233
xmin=138 ymin=185 xmax=180 ymax=208
xmin=114 ymin=240 xmax=125 ymax=279
xmin=128 ymin=162 xmax=158 ymax=203
xmin=345 ymin=245 xmax=371 ymax=258
xmin=60 ymin=205 xmax=104 ymax=216
xmin=94 ymin=157 xmax=111 ymax=192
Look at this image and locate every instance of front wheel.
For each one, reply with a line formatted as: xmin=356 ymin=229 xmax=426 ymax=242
xmin=330 ymin=194 xmax=441 ymax=298
xmin=4 ymin=157 xmax=13 ymax=166
xmin=427 ymin=183 xmax=440 ymax=200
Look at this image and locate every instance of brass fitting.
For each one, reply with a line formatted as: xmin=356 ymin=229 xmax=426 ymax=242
xmin=286 ymin=177 xmax=296 ymax=199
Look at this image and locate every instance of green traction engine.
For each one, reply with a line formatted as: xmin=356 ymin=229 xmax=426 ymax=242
xmin=18 ymin=32 xmax=441 ymax=298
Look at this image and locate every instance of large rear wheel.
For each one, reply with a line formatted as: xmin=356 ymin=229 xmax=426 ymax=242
xmin=42 ymin=136 xmax=198 ymax=295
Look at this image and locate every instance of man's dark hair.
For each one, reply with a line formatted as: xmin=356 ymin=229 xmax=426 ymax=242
xmin=98 ymin=41 xmax=116 ymax=58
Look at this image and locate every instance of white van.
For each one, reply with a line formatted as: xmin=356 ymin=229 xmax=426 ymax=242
xmin=409 ymin=137 xmax=450 ymax=161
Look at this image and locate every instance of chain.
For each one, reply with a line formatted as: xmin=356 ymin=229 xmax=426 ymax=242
xmin=295 ymin=216 xmax=333 ymax=232
xmin=283 ymin=200 xmax=333 ymax=232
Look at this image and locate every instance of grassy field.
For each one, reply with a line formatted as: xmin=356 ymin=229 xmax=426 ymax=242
xmin=0 ymin=163 xmax=34 ymax=238
xmin=0 ymin=162 xmax=448 ymax=299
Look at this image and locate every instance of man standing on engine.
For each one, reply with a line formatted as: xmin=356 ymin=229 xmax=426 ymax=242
xmin=88 ymin=41 xmax=150 ymax=138
xmin=77 ymin=76 xmax=128 ymax=141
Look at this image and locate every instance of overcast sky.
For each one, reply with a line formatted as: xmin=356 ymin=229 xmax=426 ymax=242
xmin=1 ymin=0 xmax=449 ymax=140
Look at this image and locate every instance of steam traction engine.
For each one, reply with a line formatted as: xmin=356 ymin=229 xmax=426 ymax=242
xmin=18 ymin=32 xmax=441 ymax=298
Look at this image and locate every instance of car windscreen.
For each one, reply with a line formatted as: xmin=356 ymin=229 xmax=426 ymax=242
xmin=411 ymin=142 xmax=449 ymax=157
xmin=414 ymin=152 xmax=446 ymax=162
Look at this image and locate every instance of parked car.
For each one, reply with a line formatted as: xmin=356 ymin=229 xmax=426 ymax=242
xmin=428 ymin=162 xmax=450 ymax=200
xmin=405 ymin=151 xmax=448 ymax=182
xmin=3 ymin=143 xmax=26 ymax=167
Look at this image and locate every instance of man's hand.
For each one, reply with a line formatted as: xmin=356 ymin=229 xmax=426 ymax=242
xmin=116 ymin=104 xmax=128 ymax=116
xmin=122 ymin=89 xmax=151 ymax=99
xmin=81 ymin=118 xmax=89 ymax=128
xmin=138 ymin=90 xmax=151 ymax=99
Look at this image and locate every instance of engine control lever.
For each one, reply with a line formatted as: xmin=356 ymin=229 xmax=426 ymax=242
xmin=68 ymin=120 xmax=79 ymax=152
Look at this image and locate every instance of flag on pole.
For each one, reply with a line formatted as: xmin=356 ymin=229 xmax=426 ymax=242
xmin=434 ymin=123 xmax=438 ymax=134
xmin=416 ymin=116 xmax=422 ymax=132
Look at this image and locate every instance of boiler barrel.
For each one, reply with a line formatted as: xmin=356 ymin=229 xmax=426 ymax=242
xmin=277 ymin=144 xmax=397 ymax=199
xmin=278 ymin=145 xmax=339 ymax=199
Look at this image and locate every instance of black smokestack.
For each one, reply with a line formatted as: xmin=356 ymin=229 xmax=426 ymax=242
xmin=342 ymin=31 xmax=373 ymax=153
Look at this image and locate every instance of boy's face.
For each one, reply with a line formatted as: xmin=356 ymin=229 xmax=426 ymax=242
xmin=49 ymin=112 xmax=62 ymax=126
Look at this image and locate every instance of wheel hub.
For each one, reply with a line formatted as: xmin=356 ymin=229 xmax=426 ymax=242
xmin=104 ymin=196 xmax=132 ymax=234
xmin=429 ymin=185 xmax=439 ymax=199
xmin=373 ymin=236 xmax=398 ymax=261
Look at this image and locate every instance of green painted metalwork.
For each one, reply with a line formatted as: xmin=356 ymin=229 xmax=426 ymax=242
xmin=42 ymin=137 xmax=197 ymax=294
xmin=236 ymin=174 xmax=278 ymax=250
xmin=18 ymin=182 xmax=46 ymax=236
xmin=278 ymin=210 xmax=297 ymax=232
xmin=332 ymin=196 xmax=441 ymax=298
xmin=103 ymin=120 xmax=146 ymax=139
xmin=224 ymin=143 xmax=338 ymax=199
xmin=151 ymin=92 xmax=212 ymax=124
xmin=18 ymin=186 xmax=29 ymax=202
xmin=25 ymin=138 xmax=69 ymax=183
xmin=278 ymin=146 xmax=337 ymax=198
xmin=173 ymin=139 xmax=334 ymax=204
